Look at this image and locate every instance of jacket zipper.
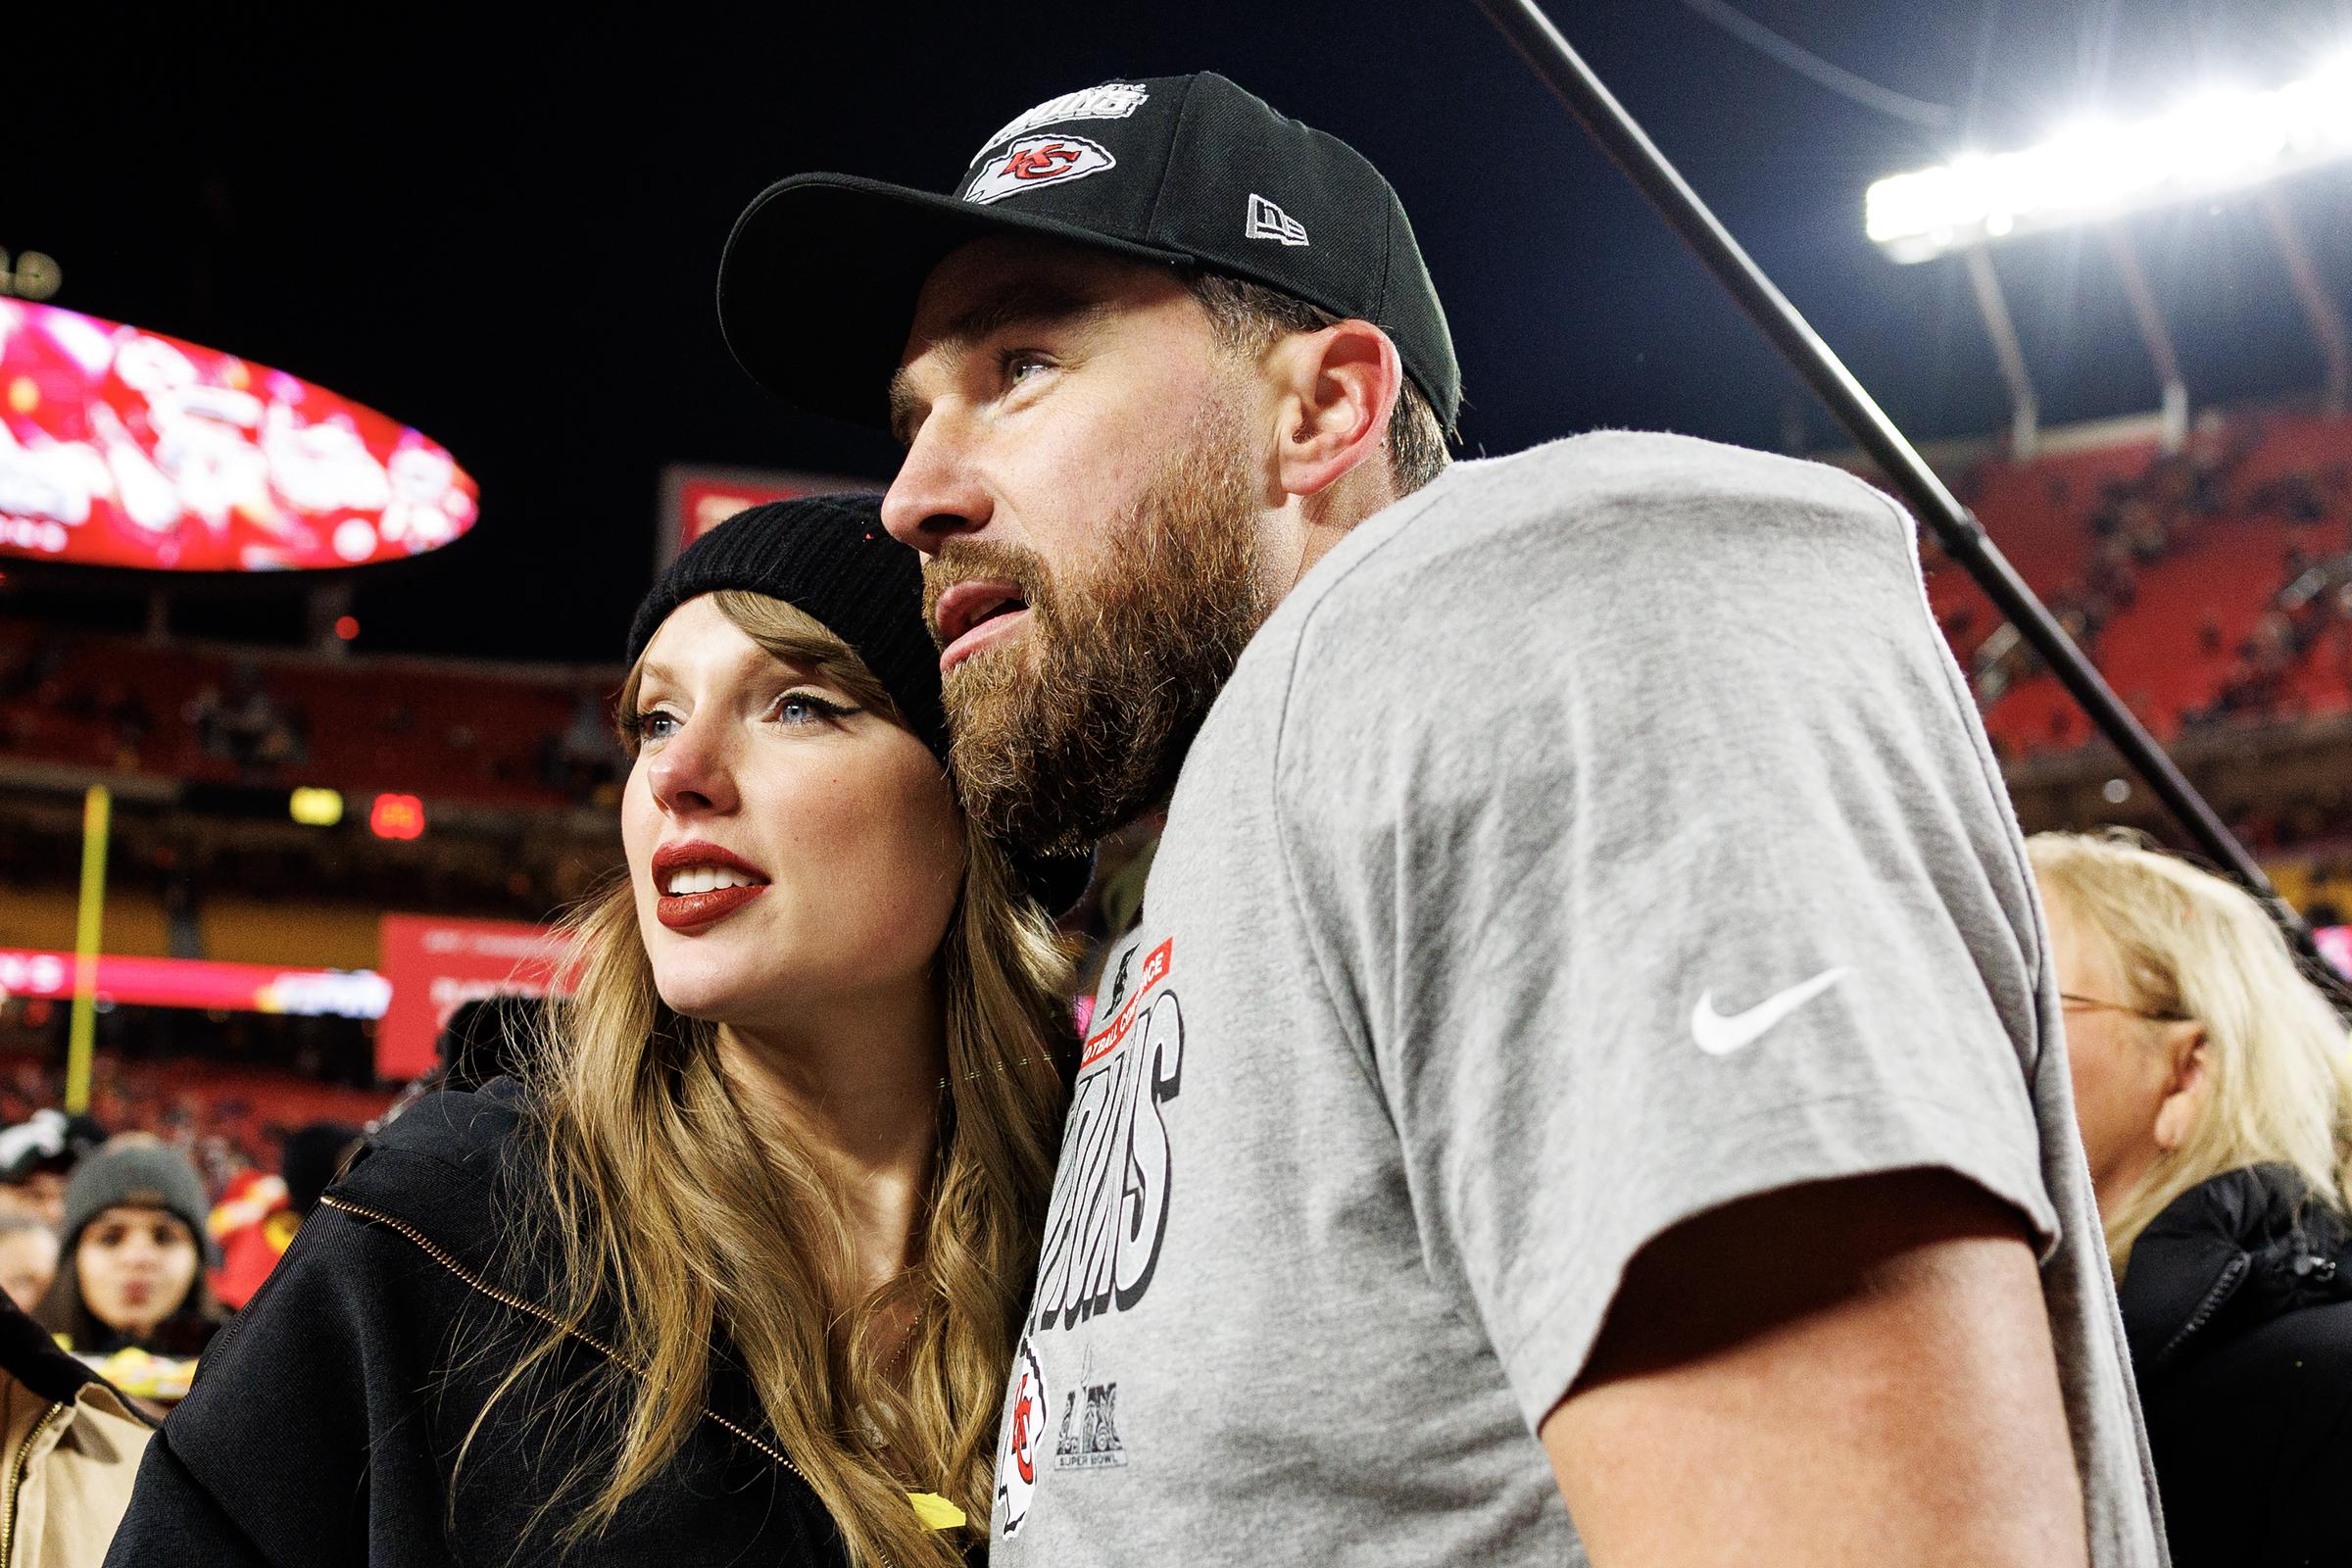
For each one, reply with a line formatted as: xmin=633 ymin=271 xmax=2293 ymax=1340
xmin=316 ymin=1194 xmax=810 ymax=1485
xmin=2153 ymin=1251 xmax=2250 ymax=1368
xmin=1 ymin=1399 xmax=66 ymax=1562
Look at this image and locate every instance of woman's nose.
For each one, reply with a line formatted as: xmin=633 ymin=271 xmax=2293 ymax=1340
xmin=644 ymin=710 xmax=740 ymax=816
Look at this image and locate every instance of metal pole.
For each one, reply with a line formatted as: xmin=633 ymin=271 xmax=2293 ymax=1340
xmin=2101 ymin=228 xmax=2188 ymax=453
xmin=1471 ymin=0 xmax=2346 ymax=1003
xmin=2258 ymin=190 xmax=2351 ymax=418
xmin=67 ymin=785 xmax=111 ymax=1114
xmin=1961 ymin=246 xmax=2039 ymax=458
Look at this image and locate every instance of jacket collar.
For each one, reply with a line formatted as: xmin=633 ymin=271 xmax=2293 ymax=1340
xmin=2118 ymin=1163 xmax=2352 ymax=1375
xmin=324 ymin=1077 xmax=778 ymax=1447
xmin=328 ymin=1077 xmax=526 ymax=1282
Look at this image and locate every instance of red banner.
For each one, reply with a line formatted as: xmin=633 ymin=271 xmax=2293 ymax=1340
xmin=375 ymin=914 xmax=572 ymax=1081
xmin=656 ymin=463 xmax=868 ymax=571
xmin=0 ymin=948 xmax=387 ymax=1018
xmin=0 ymin=298 xmax=476 ymax=571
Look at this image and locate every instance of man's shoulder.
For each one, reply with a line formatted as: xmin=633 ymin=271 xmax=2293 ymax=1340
xmin=1310 ymin=432 xmax=1896 ymax=607
xmin=1446 ymin=428 xmax=1891 ymax=514
xmin=1251 ymin=431 xmax=1909 ymax=668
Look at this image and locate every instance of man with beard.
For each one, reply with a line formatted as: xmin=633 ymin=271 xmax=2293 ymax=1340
xmin=716 ymin=74 xmax=2164 ymax=1567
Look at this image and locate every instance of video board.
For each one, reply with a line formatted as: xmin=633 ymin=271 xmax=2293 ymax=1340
xmin=0 ymin=299 xmax=476 ymax=570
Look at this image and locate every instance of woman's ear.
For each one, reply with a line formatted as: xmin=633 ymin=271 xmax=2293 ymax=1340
xmin=1267 ymin=320 xmax=1402 ymax=501
xmin=2150 ymin=1024 xmax=2210 ymax=1152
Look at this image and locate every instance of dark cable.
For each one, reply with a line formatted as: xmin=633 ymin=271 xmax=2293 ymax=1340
xmin=1675 ymin=0 xmax=1956 ymax=128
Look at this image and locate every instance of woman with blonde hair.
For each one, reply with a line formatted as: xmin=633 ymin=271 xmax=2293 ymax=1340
xmin=106 ymin=495 xmax=1079 ymax=1568
xmin=2030 ymin=829 xmax=2352 ymax=1568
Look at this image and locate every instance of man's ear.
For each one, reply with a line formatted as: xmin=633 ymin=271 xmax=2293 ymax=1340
xmin=2151 ymin=1024 xmax=2210 ymax=1152
xmin=1267 ymin=320 xmax=1402 ymax=501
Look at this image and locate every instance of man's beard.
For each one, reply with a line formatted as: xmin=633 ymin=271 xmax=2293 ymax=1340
xmin=924 ymin=402 xmax=1269 ymax=859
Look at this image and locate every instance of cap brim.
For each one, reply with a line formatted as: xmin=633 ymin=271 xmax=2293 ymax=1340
xmin=719 ymin=173 xmax=1191 ymax=430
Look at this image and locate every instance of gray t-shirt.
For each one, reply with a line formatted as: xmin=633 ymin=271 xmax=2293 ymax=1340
xmin=989 ymin=431 xmax=2166 ymax=1564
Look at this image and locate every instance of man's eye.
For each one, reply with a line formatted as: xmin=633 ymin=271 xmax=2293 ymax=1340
xmin=1003 ymin=351 xmax=1051 ymax=387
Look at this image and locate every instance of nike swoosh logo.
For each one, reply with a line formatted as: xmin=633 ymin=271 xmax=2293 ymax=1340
xmin=1690 ymin=966 xmax=1850 ymax=1057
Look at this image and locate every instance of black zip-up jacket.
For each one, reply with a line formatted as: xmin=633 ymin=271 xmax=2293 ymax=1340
xmin=103 ymin=1083 xmax=849 ymax=1567
xmin=2117 ymin=1163 xmax=2352 ymax=1568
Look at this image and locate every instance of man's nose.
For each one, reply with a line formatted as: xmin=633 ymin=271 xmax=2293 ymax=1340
xmin=883 ymin=416 xmax=992 ymax=555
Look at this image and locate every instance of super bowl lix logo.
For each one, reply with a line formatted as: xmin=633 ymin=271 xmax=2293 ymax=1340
xmin=1054 ymin=1375 xmax=1128 ymax=1471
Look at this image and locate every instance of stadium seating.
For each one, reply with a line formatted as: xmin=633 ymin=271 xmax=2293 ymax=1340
xmin=1920 ymin=410 xmax=2352 ymax=756
xmin=7 ymin=408 xmax=2349 ymax=787
xmin=0 ymin=1051 xmax=390 ymax=1192
xmin=0 ymin=620 xmax=618 ymax=808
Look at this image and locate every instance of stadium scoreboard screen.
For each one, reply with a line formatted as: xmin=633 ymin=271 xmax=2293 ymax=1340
xmin=0 ymin=299 xmax=476 ymax=571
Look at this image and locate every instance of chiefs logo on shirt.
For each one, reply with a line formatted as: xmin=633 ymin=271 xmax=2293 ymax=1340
xmin=997 ymin=1339 xmax=1048 ymax=1536
xmin=963 ymin=134 xmax=1116 ymax=205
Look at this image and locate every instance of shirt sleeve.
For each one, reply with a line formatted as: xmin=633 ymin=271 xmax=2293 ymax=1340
xmin=1270 ymin=445 xmax=2060 ymax=1435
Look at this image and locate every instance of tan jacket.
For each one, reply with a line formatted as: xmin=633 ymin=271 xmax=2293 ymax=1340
xmin=0 ymin=1372 xmax=151 ymax=1568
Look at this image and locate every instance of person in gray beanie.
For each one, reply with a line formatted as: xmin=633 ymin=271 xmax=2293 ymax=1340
xmin=35 ymin=1139 xmax=221 ymax=1359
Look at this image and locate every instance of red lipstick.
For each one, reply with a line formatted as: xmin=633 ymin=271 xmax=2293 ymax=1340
xmin=650 ymin=841 xmax=771 ymax=932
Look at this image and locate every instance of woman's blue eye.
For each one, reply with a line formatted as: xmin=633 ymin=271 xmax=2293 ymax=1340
xmin=632 ymin=710 xmax=678 ymax=743
xmin=774 ymin=691 xmax=858 ymax=726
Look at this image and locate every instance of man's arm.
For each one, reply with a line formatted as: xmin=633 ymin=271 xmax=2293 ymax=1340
xmin=1541 ymin=1169 xmax=2088 ymax=1568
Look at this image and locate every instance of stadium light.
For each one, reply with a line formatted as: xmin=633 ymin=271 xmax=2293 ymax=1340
xmin=288 ymin=786 xmax=344 ymax=827
xmin=1868 ymin=57 xmax=2352 ymax=262
xmin=368 ymin=793 xmax=425 ymax=841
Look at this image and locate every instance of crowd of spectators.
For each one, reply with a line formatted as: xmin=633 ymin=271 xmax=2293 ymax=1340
xmin=0 ymin=1053 xmax=387 ymax=1199
xmin=1960 ymin=419 xmax=2351 ymax=706
xmin=0 ymin=620 xmax=628 ymax=808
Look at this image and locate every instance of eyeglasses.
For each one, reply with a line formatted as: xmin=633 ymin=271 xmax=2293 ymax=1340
xmin=2058 ymin=992 xmax=2192 ymax=1024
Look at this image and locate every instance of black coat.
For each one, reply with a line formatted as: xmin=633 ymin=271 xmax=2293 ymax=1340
xmin=103 ymin=1082 xmax=849 ymax=1567
xmin=2118 ymin=1163 xmax=2352 ymax=1568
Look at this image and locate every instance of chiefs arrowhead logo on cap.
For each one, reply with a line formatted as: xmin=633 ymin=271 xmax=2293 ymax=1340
xmin=963 ymin=135 xmax=1116 ymax=206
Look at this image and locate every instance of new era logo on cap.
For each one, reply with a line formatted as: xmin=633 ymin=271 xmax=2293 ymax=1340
xmin=1245 ymin=194 xmax=1309 ymax=246
xmin=964 ymin=135 xmax=1118 ymax=205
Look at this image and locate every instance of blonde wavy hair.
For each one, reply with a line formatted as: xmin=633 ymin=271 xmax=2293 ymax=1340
xmin=472 ymin=590 xmax=1072 ymax=1567
xmin=2028 ymin=829 xmax=2352 ymax=1272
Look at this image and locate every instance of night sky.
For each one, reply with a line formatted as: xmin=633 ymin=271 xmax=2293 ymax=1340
xmin=16 ymin=0 xmax=2351 ymax=661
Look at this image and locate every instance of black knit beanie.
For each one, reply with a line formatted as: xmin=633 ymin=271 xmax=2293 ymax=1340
xmin=626 ymin=493 xmax=1092 ymax=914
xmin=628 ymin=493 xmax=947 ymax=761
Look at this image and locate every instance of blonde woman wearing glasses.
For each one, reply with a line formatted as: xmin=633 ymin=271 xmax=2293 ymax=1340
xmin=2029 ymin=830 xmax=2352 ymax=1568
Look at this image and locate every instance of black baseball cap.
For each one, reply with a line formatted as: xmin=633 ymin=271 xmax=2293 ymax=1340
xmin=719 ymin=73 xmax=1458 ymax=431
